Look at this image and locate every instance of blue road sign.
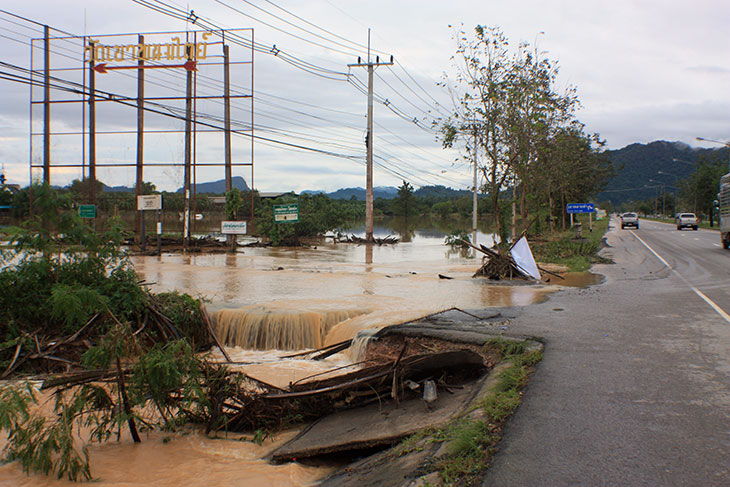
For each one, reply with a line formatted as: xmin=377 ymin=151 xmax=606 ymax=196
xmin=566 ymin=203 xmax=595 ymax=214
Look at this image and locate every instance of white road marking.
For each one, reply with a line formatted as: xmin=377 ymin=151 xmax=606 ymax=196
xmin=631 ymin=231 xmax=730 ymax=324
xmin=713 ymin=243 xmax=721 ymax=247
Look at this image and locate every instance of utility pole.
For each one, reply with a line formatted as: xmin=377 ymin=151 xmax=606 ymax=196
xmin=43 ymin=25 xmax=50 ymax=184
xmin=136 ymin=34 xmax=145 ymax=250
xmin=472 ymin=124 xmax=478 ymax=248
xmin=348 ymin=30 xmax=393 ymax=242
xmin=183 ymin=43 xmax=194 ymax=249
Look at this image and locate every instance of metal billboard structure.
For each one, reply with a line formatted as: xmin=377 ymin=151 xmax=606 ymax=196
xmin=29 ymin=28 xmax=255 ymax=244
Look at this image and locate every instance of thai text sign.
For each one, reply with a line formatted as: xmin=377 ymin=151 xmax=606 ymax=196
xmin=137 ymin=195 xmax=162 ymax=211
xmin=78 ymin=204 xmax=96 ymax=218
xmin=85 ymin=33 xmax=212 ymax=64
xmin=273 ymin=204 xmax=299 ymax=223
xmin=221 ymin=221 xmax=247 ymax=235
xmin=566 ymin=203 xmax=595 ymax=214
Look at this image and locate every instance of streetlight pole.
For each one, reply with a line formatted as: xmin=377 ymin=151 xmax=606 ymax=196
xmin=696 ymin=136 xmax=730 ymax=172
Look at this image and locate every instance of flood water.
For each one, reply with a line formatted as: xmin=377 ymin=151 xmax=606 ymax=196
xmin=0 ymin=223 xmax=601 ymax=486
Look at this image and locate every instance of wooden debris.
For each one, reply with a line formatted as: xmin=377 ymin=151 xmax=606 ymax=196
xmin=336 ymin=234 xmax=399 ymax=245
xmin=460 ymin=240 xmax=530 ymax=280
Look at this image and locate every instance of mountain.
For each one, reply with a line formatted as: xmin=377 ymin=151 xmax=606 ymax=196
xmin=596 ymin=141 xmax=711 ymax=206
xmin=312 ymin=186 xmax=399 ymax=200
xmin=175 ymin=176 xmax=249 ymax=194
xmin=414 ymin=185 xmax=472 ymax=199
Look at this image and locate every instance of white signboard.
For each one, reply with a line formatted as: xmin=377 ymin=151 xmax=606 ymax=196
xmin=509 ymin=236 xmax=541 ymax=280
xmin=137 ymin=194 xmax=162 ymax=211
xmin=221 ymin=221 xmax=247 ymax=235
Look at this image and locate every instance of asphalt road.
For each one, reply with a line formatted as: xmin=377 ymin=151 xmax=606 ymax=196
xmin=482 ymin=218 xmax=730 ymax=486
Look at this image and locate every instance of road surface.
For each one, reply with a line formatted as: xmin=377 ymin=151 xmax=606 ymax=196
xmin=483 ymin=218 xmax=730 ymax=486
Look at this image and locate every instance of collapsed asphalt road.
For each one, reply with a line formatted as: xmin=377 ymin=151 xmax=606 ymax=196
xmin=482 ymin=219 xmax=730 ymax=486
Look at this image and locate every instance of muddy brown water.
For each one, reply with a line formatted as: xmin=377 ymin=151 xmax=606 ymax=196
xmin=0 ymin=231 xmax=602 ymax=486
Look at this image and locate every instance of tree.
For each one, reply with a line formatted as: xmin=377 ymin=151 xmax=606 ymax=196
xmin=438 ymin=25 xmax=609 ymax=237
xmin=438 ymin=25 xmax=513 ymax=236
xmin=392 ymin=180 xmax=415 ymax=217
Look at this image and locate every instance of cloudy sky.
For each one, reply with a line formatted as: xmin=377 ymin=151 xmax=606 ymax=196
xmin=1 ymin=0 xmax=728 ymax=192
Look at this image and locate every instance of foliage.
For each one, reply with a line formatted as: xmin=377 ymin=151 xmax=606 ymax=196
xmin=0 ymin=185 xmax=207 ymax=372
xmin=0 ymin=339 xmax=236 ymax=481
xmin=444 ymin=230 xmax=471 ymax=249
xmin=530 ymin=217 xmax=609 ymax=271
xmin=0 ymin=382 xmax=91 ymax=481
xmin=225 ymin=188 xmax=243 ymax=219
xmin=426 ymin=341 xmax=543 ymax=485
xmin=255 ymin=193 xmax=364 ymax=245
xmin=677 ymin=150 xmax=729 ymax=218
xmin=391 ymin=180 xmax=415 ymax=217
xmin=437 ymin=25 xmax=609 ymax=236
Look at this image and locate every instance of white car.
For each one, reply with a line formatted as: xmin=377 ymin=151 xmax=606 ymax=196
xmin=620 ymin=212 xmax=639 ymax=229
xmin=675 ymin=213 xmax=698 ymax=231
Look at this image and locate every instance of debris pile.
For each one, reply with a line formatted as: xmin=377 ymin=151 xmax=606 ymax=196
xmin=335 ymin=234 xmax=399 ymax=244
xmin=466 ymin=241 xmax=533 ymax=280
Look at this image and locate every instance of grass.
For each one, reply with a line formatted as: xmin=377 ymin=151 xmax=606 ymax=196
xmin=400 ymin=339 xmax=544 ymax=486
xmin=531 ymin=217 xmax=610 ymax=272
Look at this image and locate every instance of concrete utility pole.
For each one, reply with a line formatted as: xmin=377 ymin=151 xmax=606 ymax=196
xmin=472 ymin=125 xmax=478 ymax=248
xmin=136 ymin=34 xmax=145 ymax=250
xmin=348 ymin=30 xmax=393 ymax=242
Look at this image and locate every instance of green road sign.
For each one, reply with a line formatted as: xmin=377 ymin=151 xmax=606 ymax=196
xmin=273 ymin=203 xmax=299 ymax=223
xmin=78 ymin=204 xmax=96 ymax=218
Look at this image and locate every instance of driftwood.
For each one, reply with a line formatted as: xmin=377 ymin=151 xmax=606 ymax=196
xmin=280 ymin=339 xmax=353 ymax=361
xmin=460 ymin=239 xmax=531 ymax=280
xmin=337 ymin=234 xmax=399 ymax=245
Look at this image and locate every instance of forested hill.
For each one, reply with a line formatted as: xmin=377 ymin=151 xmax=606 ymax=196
xmin=596 ymin=141 xmax=720 ymax=206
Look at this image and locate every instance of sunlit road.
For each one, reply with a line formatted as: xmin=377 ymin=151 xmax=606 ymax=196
xmin=483 ymin=217 xmax=730 ymax=486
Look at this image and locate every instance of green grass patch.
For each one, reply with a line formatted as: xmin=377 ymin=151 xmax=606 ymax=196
xmin=531 ymin=218 xmax=609 ymax=271
xmin=403 ymin=341 xmax=543 ymax=486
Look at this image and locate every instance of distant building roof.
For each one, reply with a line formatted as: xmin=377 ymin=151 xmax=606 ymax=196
xmin=259 ymin=192 xmax=293 ymax=199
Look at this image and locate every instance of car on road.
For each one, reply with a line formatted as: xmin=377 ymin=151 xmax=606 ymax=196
xmin=675 ymin=212 xmax=698 ymax=231
xmin=620 ymin=212 xmax=639 ymax=229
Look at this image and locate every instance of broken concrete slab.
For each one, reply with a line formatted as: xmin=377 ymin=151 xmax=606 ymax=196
xmin=270 ymin=370 xmax=487 ymax=463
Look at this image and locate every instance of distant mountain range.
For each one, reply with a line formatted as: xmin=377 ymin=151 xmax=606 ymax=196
xmin=597 ymin=141 xmax=725 ymax=205
xmin=96 ymin=141 xmax=728 ymax=207
xmin=101 ymin=176 xmax=250 ymax=194
xmin=175 ymin=176 xmax=250 ymax=193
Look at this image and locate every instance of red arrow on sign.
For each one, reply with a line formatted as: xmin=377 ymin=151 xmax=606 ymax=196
xmin=94 ymin=60 xmax=197 ymax=74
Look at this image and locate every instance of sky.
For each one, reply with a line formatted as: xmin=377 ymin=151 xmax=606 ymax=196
xmin=0 ymin=0 xmax=728 ymax=193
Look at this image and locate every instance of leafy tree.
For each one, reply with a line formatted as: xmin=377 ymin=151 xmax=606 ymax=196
xmin=225 ymin=188 xmax=242 ymax=219
xmin=438 ymin=25 xmax=609 ymax=236
xmin=438 ymin=25 xmax=513 ymax=235
xmin=678 ymin=149 xmax=728 ymax=219
xmin=392 ymin=180 xmax=415 ymax=217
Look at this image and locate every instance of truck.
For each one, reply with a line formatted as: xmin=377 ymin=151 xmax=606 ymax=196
xmin=720 ymin=173 xmax=730 ymax=249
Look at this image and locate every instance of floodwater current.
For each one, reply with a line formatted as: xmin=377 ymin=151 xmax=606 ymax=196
xmin=0 ymin=227 xmax=600 ymax=486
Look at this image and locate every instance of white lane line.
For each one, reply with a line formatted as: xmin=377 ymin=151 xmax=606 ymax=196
xmin=631 ymin=231 xmax=730 ymax=324
xmin=713 ymin=243 xmax=721 ymax=247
